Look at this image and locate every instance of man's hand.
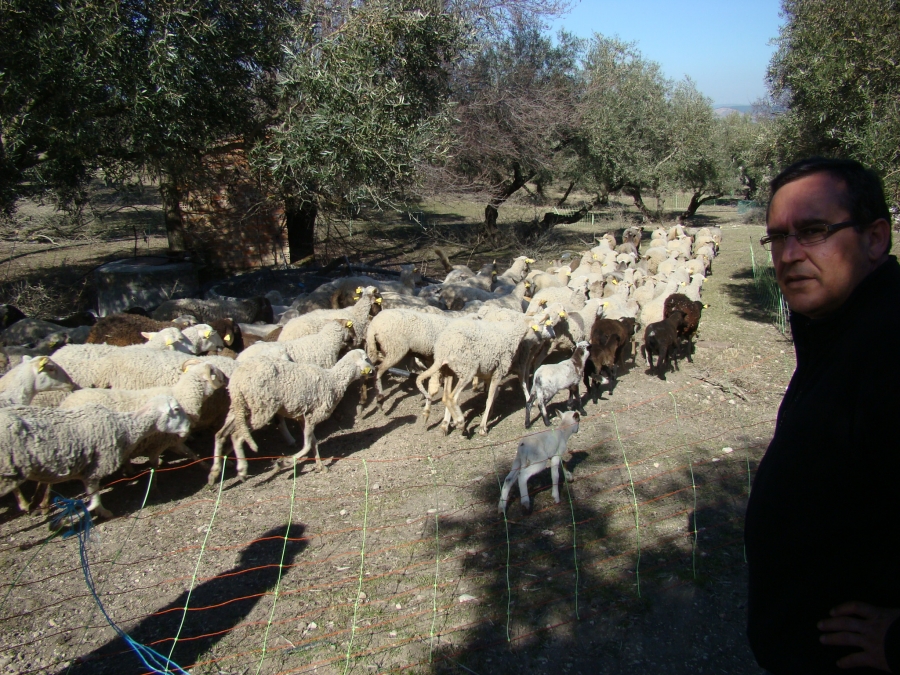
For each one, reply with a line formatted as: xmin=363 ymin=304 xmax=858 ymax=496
xmin=818 ymin=601 xmax=900 ymax=672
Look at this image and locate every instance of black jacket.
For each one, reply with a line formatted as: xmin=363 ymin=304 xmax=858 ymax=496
xmin=745 ymin=256 xmax=900 ymax=674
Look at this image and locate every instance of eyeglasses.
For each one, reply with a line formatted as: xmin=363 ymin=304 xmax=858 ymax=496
xmin=760 ymin=220 xmax=858 ymax=251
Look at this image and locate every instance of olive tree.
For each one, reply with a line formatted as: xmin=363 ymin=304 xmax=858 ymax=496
xmin=0 ymin=0 xmax=294 ymax=250
xmin=768 ymin=0 xmax=900 ymax=204
xmin=441 ymin=20 xmax=585 ymax=241
xmin=577 ymin=36 xmax=671 ymax=221
xmin=251 ymin=2 xmax=466 ymax=263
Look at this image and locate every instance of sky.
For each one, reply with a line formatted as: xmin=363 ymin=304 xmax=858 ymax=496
xmin=549 ymin=0 xmax=785 ymax=106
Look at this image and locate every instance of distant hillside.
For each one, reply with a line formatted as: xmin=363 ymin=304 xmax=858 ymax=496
xmin=714 ymin=104 xmax=754 ymax=117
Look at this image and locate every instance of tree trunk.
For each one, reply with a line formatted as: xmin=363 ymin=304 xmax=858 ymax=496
xmin=482 ymin=163 xmax=536 ymax=243
xmin=159 ymin=177 xmax=187 ymax=254
xmin=285 ymin=197 xmax=318 ymax=264
xmin=556 ymin=181 xmax=575 ymax=207
xmin=622 ymin=185 xmax=655 ymax=222
xmin=679 ymin=190 xmax=721 ymax=222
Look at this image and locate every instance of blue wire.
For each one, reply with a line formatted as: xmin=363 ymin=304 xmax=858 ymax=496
xmin=52 ymin=496 xmax=190 ymax=675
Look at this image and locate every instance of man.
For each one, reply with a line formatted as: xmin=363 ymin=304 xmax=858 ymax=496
xmin=745 ymin=157 xmax=900 ymax=673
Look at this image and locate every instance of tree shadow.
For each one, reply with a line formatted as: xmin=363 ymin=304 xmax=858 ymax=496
xmin=56 ymin=523 xmax=307 ymax=675
xmin=722 ymin=267 xmax=779 ymax=325
xmin=419 ymin=444 xmax=765 ymax=674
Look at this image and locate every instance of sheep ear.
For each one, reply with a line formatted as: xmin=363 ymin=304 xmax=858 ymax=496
xmin=141 ymin=331 xmax=156 ymax=340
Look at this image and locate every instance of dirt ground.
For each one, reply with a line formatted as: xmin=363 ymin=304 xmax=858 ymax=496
xmin=0 ymin=211 xmax=802 ymax=675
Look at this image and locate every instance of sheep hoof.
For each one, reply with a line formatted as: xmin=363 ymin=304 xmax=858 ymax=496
xmin=477 ymin=427 xmax=488 ymax=436
xmin=440 ymin=423 xmax=450 ymax=435
xmin=93 ymin=506 xmax=113 ymax=520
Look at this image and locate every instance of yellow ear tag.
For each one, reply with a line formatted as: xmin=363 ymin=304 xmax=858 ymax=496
xmin=526 ymin=258 xmax=535 ymax=263
xmin=413 ymin=268 xmax=418 ymax=272
xmin=224 ymin=334 xmax=233 ymax=344
xmin=355 ymin=287 xmax=363 ymax=293
xmin=566 ymin=271 xmax=572 ymax=276
xmin=545 ymin=319 xmax=552 ymax=326
xmin=559 ymin=311 xmax=567 ymax=318
xmin=346 ymin=320 xmax=353 ymax=328
xmin=375 ymin=297 xmax=382 ymax=304
xmin=36 ymin=357 xmax=48 ymax=372
xmin=204 ymin=329 xmax=212 ymax=338
xmin=612 ymin=279 xmax=618 ymax=285
xmin=361 ymin=366 xmax=371 ymax=375
xmin=592 ymin=254 xmax=598 ymax=260
xmin=166 ymin=338 xmax=176 ymax=346
xmin=539 ymin=299 xmax=547 ymax=306
xmin=353 ymin=295 xmax=360 ymax=300
xmin=531 ymin=325 xmax=540 ymax=331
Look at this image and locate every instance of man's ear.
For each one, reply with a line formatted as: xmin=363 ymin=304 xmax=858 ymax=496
xmin=865 ymin=218 xmax=892 ymax=262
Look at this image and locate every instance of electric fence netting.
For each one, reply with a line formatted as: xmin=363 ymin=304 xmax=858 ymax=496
xmin=0 ymin=353 xmax=788 ymax=675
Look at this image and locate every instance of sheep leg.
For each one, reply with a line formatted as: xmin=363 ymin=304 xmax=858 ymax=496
xmin=478 ymin=375 xmax=502 ymax=436
xmin=569 ymin=384 xmax=587 ymax=415
xmin=421 ymin=372 xmax=443 ymax=425
xmin=374 ymin=349 xmax=405 ymax=412
xmin=539 ymin=393 xmax=551 ymax=427
xmin=276 ymin=414 xmax=298 ymax=446
xmin=83 ymin=478 xmax=112 ymax=520
xmin=441 ymin=374 xmax=467 ymax=435
xmin=524 ymin=389 xmax=536 ymax=428
xmin=230 ymin=435 xmax=250 ymax=480
xmin=517 ymin=459 xmax=548 ymax=513
xmin=12 ymin=486 xmax=30 ymax=513
xmin=550 ymin=455 xmax=562 ymax=504
xmin=498 ymin=458 xmax=521 ymax=514
xmin=209 ymin=413 xmax=235 ymax=485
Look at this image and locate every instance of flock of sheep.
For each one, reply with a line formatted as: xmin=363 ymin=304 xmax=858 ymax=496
xmin=0 ymin=223 xmax=719 ymax=518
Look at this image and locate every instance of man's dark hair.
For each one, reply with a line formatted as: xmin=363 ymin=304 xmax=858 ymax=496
xmin=769 ymin=157 xmax=892 ymax=236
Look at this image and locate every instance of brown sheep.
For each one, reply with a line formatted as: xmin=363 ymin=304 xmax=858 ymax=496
xmin=663 ymin=293 xmax=704 ymax=362
xmin=87 ymin=314 xmax=196 ymax=346
xmin=583 ymin=317 xmax=634 ymax=402
xmin=641 ymin=310 xmax=686 ymax=378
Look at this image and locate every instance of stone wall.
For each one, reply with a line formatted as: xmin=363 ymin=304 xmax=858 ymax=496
xmin=181 ymin=149 xmax=287 ymax=271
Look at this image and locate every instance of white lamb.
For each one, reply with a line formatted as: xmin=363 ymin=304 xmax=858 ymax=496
xmin=497 ymin=410 xmax=580 ymax=514
xmin=525 ymin=342 xmax=589 ymax=427
xmin=0 ymin=395 xmax=190 ymax=518
xmin=210 ymin=349 xmax=373 ymax=483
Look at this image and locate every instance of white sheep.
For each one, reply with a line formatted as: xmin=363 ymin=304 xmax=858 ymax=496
xmin=365 ymin=309 xmax=453 ymax=411
xmin=525 ymin=342 xmax=589 ymax=427
xmin=279 ymin=286 xmax=381 ymax=345
xmin=238 ymin=318 xmax=354 ymax=367
xmin=415 ymin=317 xmax=554 ymax=436
xmin=210 ymin=349 xmax=373 ymax=482
xmin=59 ymin=362 xmax=225 ymax=474
xmin=0 ymin=356 xmax=76 ymax=407
xmin=181 ymin=324 xmax=225 ymax=354
xmin=498 ymin=410 xmax=580 ymax=514
xmin=0 ymin=395 xmax=190 ymax=518
xmin=18 ymin=343 xmax=119 ymax=389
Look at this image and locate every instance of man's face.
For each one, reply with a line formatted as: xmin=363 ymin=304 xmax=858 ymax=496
xmin=767 ymin=172 xmax=876 ymax=319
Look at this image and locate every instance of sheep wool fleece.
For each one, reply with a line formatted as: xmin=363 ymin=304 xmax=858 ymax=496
xmin=744 ymin=256 xmax=900 ymax=674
